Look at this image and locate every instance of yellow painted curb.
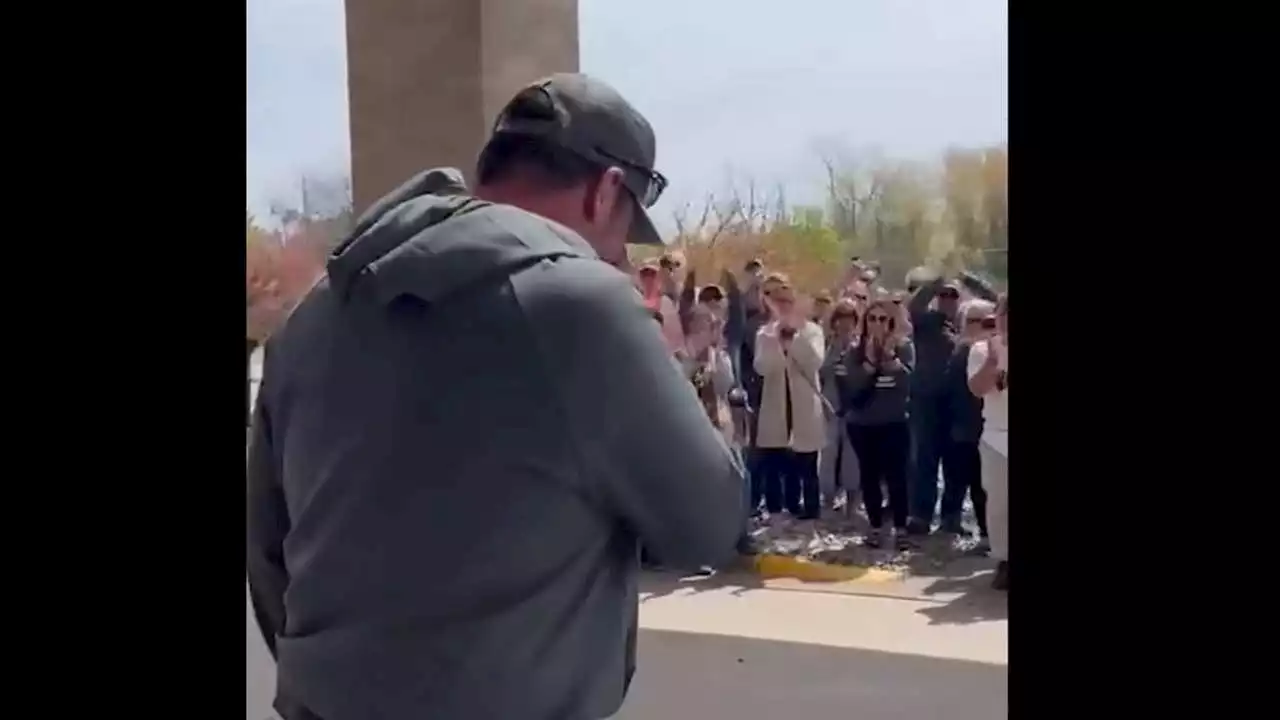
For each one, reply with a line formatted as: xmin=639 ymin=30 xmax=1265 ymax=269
xmin=751 ymin=553 xmax=902 ymax=584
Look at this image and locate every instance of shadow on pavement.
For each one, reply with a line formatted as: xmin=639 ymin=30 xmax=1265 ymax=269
xmin=638 ymin=563 xmax=765 ymax=602
xmin=914 ymin=569 xmax=1008 ymax=625
xmin=613 ymin=628 xmax=1006 ymax=719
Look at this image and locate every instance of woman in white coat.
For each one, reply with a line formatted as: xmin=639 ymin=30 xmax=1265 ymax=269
xmin=754 ymin=281 xmax=827 ymax=520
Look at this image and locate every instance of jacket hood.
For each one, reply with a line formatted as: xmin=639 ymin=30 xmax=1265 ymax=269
xmin=326 ymin=167 xmax=596 ymax=305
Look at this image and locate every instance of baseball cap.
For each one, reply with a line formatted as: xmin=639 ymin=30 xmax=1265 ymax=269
xmin=491 ymin=73 xmax=668 ymax=246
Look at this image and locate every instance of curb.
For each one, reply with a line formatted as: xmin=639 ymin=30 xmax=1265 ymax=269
xmin=750 ymin=553 xmax=903 ymax=584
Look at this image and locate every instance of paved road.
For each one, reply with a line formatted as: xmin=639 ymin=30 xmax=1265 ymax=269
xmin=248 ymin=570 xmax=1006 ymax=719
xmin=617 ymin=629 xmax=1005 ymax=720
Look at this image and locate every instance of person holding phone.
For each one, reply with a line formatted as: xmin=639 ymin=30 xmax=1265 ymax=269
xmin=838 ymin=299 xmax=915 ymax=549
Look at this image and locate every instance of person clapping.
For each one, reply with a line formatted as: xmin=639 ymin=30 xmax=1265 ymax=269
xmin=752 ymin=280 xmax=827 ymax=521
xmin=838 ymin=299 xmax=915 ymax=549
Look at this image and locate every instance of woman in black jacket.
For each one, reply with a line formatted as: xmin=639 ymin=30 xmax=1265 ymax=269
xmin=837 ymin=299 xmax=915 ymax=549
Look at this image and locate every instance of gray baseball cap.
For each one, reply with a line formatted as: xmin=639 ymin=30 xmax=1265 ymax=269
xmin=490 ymin=73 xmax=668 ymax=246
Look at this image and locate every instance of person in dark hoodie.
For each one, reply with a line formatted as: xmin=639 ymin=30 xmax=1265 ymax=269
xmin=246 ymin=74 xmax=746 ymax=720
xmin=903 ymin=268 xmax=999 ymax=535
xmin=837 ymin=299 xmax=915 ymax=549
xmin=939 ymin=299 xmax=996 ymax=541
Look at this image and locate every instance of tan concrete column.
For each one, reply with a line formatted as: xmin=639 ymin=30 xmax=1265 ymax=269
xmin=345 ymin=0 xmax=579 ymax=213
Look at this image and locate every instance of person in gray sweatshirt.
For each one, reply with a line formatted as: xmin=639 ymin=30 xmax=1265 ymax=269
xmin=837 ymin=299 xmax=916 ymax=549
xmin=247 ymin=76 xmax=744 ymax=720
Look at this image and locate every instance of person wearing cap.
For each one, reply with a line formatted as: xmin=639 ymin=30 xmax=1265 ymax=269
xmin=636 ymin=260 xmax=685 ymax=354
xmin=247 ymin=74 xmax=745 ymax=720
xmin=902 ymin=268 xmax=997 ymax=536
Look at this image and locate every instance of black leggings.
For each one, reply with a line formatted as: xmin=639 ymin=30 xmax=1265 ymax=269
xmin=848 ymin=422 xmax=910 ymax=530
xmin=941 ymin=440 xmax=989 ymax=536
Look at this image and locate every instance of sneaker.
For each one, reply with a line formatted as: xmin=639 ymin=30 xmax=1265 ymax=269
xmin=939 ymin=518 xmax=965 ymax=535
xmin=970 ymin=537 xmax=991 ymax=556
xmin=992 ymin=561 xmax=1009 ymax=591
xmin=905 ymin=518 xmax=932 ymax=536
xmin=893 ymin=529 xmax=912 ymax=551
xmin=864 ymin=528 xmax=883 ymax=549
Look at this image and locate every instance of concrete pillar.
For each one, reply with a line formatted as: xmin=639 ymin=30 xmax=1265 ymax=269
xmin=345 ymin=0 xmax=579 ymax=213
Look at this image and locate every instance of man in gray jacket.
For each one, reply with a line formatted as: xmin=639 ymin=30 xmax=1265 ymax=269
xmin=247 ymin=74 xmax=746 ymax=720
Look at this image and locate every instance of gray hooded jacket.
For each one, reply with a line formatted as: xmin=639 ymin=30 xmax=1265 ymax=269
xmin=247 ymin=169 xmax=745 ymax=720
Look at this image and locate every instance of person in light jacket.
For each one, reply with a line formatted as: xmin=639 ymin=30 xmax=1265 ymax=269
xmin=753 ymin=281 xmax=827 ymax=520
xmin=967 ymin=293 xmax=1008 ymax=590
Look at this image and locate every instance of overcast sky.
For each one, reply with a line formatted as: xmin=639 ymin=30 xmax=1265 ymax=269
xmin=247 ymin=0 xmax=1006 ymax=227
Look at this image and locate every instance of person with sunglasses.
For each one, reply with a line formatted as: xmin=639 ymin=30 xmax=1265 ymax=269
xmin=247 ymin=74 xmax=746 ymax=720
xmin=939 ymin=299 xmax=997 ymax=542
xmin=836 ymin=299 xmax=916 ymax=549
xmin=753 ymin=280 xmax=827 ymax=521
xmin=903 ymin=268 xmax=999 ymax=536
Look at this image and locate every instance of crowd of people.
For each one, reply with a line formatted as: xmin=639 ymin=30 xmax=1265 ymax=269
xmin=637 ymin=251 xmax=1009 ymax=590
xmin=246 ymin=73 xmax=1006 ymax=720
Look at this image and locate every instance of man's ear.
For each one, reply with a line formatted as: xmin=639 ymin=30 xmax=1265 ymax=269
xmin=587 ymin=166 xmax=627 ymax=223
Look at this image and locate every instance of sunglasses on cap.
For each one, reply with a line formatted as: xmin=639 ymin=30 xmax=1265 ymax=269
xmin=492 ymin=82 xmax=668 ymax=209
xmin=967 ymin=317 xmax=998 ymax=329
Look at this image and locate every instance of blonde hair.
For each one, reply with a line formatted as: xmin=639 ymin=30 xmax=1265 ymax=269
xmin=960 ymin=298 xmax=995 ymax=321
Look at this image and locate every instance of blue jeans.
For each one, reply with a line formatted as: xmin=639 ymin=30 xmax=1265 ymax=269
xmin=910 ymin=395 xmax=950 ymax=525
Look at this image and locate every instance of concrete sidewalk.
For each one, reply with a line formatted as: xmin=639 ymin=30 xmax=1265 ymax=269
xmin=248 ymin=570 xmax=1005 ymax=719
